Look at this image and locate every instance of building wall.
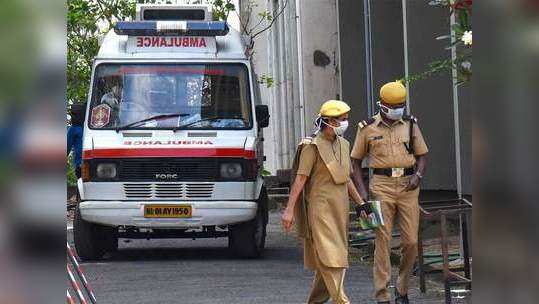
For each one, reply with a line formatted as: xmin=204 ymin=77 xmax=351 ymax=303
xmin=337 ymin=0 xmax=406 ymax=143
xmin=337 ymin=0 xmax=367 ymax=144
xmin=246 ymin=0 xmax=471 ymax=193
xmin=245 ymin=0 xmax=340 ymax=174
xmin=458 ymin=84 xmax=472 ymax=195
xmin=406 ymin=1 xmax=459 ymax=191
xmin=338 ymin=0 xmax=471 ymax=193
xmin=297 ymin=0 xmax=341 ymax=129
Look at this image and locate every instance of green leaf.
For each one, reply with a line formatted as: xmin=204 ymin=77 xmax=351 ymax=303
xmin=67 ymin=0 xmax=136 ymax=104
xmin=436 ymin=34 xmax=452 ymax=40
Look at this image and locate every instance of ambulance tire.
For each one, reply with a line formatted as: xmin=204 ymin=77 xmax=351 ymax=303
xmin=74 ymin=206 xmax=118 ymax=261
xmin=228 ymin=187 xmax=268 ymax=258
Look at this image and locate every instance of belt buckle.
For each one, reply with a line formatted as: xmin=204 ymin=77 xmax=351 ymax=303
xmin=391 ymin=168 xmax=404 ymax=177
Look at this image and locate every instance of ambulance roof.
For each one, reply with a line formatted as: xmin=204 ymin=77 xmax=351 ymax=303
xmin=97 ymin=27 xmax=247 ymax=61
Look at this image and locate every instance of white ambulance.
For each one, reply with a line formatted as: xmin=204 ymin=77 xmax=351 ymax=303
xmin=74 ymin=4 xmax=270 ymax=260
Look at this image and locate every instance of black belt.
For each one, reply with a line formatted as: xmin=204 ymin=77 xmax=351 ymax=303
xmin=373 ymin=168 xmax=415 ymax=177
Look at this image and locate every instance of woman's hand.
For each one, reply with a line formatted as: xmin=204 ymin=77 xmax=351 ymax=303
xmin=281 ymin=207 xmax=295 ymax=232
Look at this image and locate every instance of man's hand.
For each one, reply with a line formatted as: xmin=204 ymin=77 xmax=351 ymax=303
xmin=355 ymin=203 xmax=370 ymax=220
xmin=281 ymin=207 xmax=295 ymax=232
xmin=404 ymin=174 xmax=421 ymax=191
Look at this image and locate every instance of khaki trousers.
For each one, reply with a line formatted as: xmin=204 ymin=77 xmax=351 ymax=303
xmin=370 ymin=174 xmax=420 ymax=302
xmin=307 ymin=248 xmax=350 ymax=304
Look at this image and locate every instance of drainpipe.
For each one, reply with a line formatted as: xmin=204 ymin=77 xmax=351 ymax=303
xmin=363 ymin=0 xmax=374 ymax=116
xmin=295 ymin=0 xmax=306 ymax=138
xmin=336 ymin=0 xmax=343 ymax=101
xmin=402 ymin=0 xmax=411 ymax=112
xmin=450 ymin=10 xmax=462 ymax=199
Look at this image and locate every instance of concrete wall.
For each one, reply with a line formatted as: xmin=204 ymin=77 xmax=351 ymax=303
xmin=458 ymin=84 xmax=472 ymax=194
xmin=247 ymin=0 xmax=471 ymax=193
xmin=241 ymin=0 xmax=279 ymax=173
xmin=337 ymin=0 xmax=367 ymax=143
xmin=244 ymin=0 xmax=340 ymax=174
xmin=406 ymin=1 xmax=458 ymax=191
xmin=337 ymin=0 xmax=405 ymax=143
xmin=267 ymin=0 xmax=303 ymax=170
xmin=297 ymin=0 xmax=341 ymax=129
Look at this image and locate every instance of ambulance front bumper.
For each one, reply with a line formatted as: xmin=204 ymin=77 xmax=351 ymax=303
xmin=79 ymin=200 xmax=257 ymax=228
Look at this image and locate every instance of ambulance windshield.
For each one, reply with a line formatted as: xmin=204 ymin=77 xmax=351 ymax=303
xmin=88 ymin=63 xmax=252 ymax=130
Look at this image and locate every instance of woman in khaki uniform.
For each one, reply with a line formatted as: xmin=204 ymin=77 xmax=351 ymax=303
xmin=281 ymin=100 xmax=366 ymax=304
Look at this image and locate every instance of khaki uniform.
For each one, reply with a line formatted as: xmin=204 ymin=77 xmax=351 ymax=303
xmin=351 ymin=114 xmax=428 ymax=302
xmin=293 ymin=133 xmax=352 ymax=304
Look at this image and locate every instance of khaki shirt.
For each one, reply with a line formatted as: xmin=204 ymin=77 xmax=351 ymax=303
xmin=295 ymin=133 xmax=351 ymax=269
xmin=351 ymin=114 xmax=428 ymax=168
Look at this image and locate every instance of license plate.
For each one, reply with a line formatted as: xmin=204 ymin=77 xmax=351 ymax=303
xmin=144 ymin=205 xmax=192 ymax=218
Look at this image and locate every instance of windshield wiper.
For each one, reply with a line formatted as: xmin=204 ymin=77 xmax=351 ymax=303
xmin=173 ymin=116 xmax=226 ymax=131
xmin=115 ymin=113 xmax=190 ymax=132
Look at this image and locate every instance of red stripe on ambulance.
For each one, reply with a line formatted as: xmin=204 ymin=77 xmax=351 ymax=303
xmin=83 ymin=148 xmax=256 ymax=159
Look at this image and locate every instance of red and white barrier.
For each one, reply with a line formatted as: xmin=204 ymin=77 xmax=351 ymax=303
xmin=67 ymin=263 xmax=89 ymax=304
xmin=67 ymin=242 xmax=98 ymax=303
xmin=67 ymin=290 xmax=76 ymax=304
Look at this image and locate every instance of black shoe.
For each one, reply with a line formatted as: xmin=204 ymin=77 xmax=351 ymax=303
xmin=377 ymin=302 xmax=390 ymax=304
xmin=395 ymin=290 xmax=410 ymax=304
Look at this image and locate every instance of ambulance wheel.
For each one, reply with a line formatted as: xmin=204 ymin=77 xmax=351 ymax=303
xmin=228 ymin=187 xmax=268 ymax=258
xmin=73 ymin=206 xmax=118 ymax=261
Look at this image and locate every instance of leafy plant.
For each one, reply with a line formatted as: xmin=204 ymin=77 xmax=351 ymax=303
xmin=67 ymin=155 xmax=77 ymax=186
xmin=261 ymin=168 xmax=272 ymax=177
xmin=258 ymin=74 xmax=275 ymax=88
xmin=212 ymin=0 xmax=235 ymax=21
xmin=67 ymin=0 xmax=136 ymax=104
xmin=404 ymin=0 xmax=472 ymax=85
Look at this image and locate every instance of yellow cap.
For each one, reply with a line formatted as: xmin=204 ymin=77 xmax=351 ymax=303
xmin=319 ymin=100 xmax=351 ymax=117
xmin=380 ymin=81 xmax=407 ymax=104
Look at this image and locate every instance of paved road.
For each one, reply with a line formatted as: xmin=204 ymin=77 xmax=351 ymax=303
xmin=67 ymin=212 xmax=444 ymax=304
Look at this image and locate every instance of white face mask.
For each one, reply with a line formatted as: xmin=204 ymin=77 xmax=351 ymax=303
xmin=334 ymin=120 xmax=349 ymax=136
xmin=379 ymin=102 xmax=405 ymax=120
xmin=321 ymin=119 xmax=348 ymax=136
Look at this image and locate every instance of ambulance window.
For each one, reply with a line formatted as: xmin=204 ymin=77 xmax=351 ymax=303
xmin=88 ymin=63 xmax=252 ymax=130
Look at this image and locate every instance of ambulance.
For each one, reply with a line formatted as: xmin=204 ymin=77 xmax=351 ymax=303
xmin=74 ymin=4 xmax=270 ymax=260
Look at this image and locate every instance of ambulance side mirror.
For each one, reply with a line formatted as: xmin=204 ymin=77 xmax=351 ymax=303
xmin=255 ymin=105 xmax=270 ymax=129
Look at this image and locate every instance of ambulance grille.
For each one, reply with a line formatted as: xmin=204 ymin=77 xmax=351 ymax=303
xmin=123 ymin=183 xmax=214 ymax=200
xmin=119 ymin=158 xmax=219 ymax=181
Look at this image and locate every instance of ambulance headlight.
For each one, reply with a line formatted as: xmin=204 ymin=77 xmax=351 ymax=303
xmin=220 ymin=163 xmax=243 ymax=179
xmin=96 ymin=163 xmax=118 ymax=179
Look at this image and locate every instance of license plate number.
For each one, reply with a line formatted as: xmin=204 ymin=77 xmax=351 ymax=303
xmin=144 ymin=205 xmax=192 ymax=218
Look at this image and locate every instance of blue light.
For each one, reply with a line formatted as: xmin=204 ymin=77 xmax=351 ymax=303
xmin=114 ymin=21 xmax=229 ymax=36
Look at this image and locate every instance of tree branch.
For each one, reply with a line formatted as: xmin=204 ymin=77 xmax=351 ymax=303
xmin=250 ymin=14 xmax=266 ymax=33
xmin=235 ymin=7 xmax=251 ymax=35
xmin=250 ymin=0 xmax=288 ymax=41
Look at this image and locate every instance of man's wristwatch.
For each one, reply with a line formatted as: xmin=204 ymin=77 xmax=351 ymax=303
xmin=415 ymin=171 xmax=423 ymax=179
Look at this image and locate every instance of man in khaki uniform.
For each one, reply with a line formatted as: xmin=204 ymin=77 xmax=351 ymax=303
xmin=281 ymin=100 xmax=366 ymax=304
xmin=351 ymin=82 xmax=428 ymax=304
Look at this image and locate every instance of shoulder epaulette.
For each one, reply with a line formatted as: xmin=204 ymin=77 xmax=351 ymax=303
xmin=299 ymin=137 xmax=313 ymax=145
xmin=358 ymin=117 xmax=376 ymax=129
xmin=403 ymin=115 xmax=418 ymax=123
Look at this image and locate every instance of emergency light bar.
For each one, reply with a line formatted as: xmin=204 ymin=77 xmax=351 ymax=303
xmin=114 ymin=21 xmax=229 ymax=36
